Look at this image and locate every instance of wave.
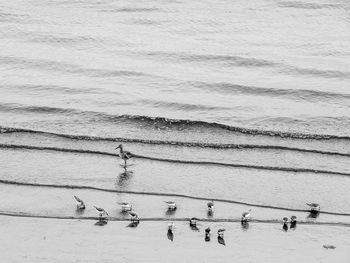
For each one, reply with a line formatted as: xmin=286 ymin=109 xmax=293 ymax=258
xmin=1 ymin=143 xmax=349 ymax=176
xmin=103 ymin=7 xmax=161 ymax=13
xmin=1 ymin=179 xmax=349 ymax=216
xmin=18 ymin=30 xmax=98 ymax=47
xmin=278 ymin=1 xmax=345 ymax=10
xmin=1 ymin=211 xmax=350 ymax=227
xmin=192 ymin=82 xmax=350 ymax=102
xmin=1 ymin=84 xmax=102 ymax=95
xmin=286 ymin=66 xmax=350 ymax=80
xmin=135 ymin=155 xmax=350 ymax=177
xmin=138 ymin=99 xmax=232 ymax=111
xmin=143 ymin=51 xmax=350 ymax=80
xmin=144 ymin=52 xmax=278 ymax=68
xmin=0 ymin=56 xmax=151 ymax=78
xmin=1 ymin=107 xmax=349 ymax=140
xmin=0 ymin=11 xmax=29 ymax=23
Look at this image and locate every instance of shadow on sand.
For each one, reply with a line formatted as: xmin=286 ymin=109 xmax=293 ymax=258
xmin=94 ymin=219 xmax=108 ymax=226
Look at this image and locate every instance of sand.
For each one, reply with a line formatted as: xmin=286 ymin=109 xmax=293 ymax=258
xmin=0 ymin=216 xmax=348 ymax=263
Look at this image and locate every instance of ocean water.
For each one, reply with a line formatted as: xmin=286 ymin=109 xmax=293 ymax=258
xmin=1 ymin=0 xmax=350 ymax=138
xmin=0 ymin=0 xmax=350 ymax=261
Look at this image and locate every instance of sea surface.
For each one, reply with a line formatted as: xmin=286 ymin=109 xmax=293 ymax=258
xmin=0 ymin=0 xmax=349 ymax=262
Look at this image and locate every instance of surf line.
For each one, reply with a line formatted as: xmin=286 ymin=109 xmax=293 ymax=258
xmin=135 ymin=154 xmax=350 ymax=177
xmin=0 ymin=144 xmax=349 ymax=177
xmin=0 ymin=211 xmax=349 ymax=227
xmin=0 ymin=179 xmax=349 ymax=217
xmin=2 ymin=117 xmax=350 ymax=140
xmin=1 ymin=128 xmax=350 ymax=157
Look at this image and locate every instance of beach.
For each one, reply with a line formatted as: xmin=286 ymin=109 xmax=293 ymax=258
xmin=1 ymin=0 xmax=350 ymax=261
xmin=1 ymin=216 xmax=349 ymax=263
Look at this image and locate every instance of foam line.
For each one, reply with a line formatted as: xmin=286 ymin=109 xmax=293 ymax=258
xmin=0 ymin=144 xmax=349 ymax=177
xmin=0 ymin=211 xmax=349 ymax=227
xmin=0 ymin=179 xmax=349 ymax=216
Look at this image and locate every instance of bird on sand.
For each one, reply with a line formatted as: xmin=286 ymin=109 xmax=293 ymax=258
xmin=217 ymin=228 xmax=225 ymax=238
xmin=164 ymin=201 xmax=177 ymax=211
xmin=74 ymin=195 xmax=85 ymax=210
xmin=205 ymin=227 xmax=211 ymax=241
xmin=94 ymin=206 xmax=109 ymax=219
xmin=207 ymin=200 xmax=214 ymax=212
xmin=189 ymin=217 xmax=200 ymax=227
xmin=118 ymin=202 xmax=132 ymax=212
xmin=306 ymin=203 xmax=320 ymax=212
xmin=129 ymin=211 xmax=139 ymax=222
xmin=282 ymin=217 xmax=289 ymax=231
xmin=167 ymin=223 xmax=174 ymax=241
xmin=205 ymin=227 xmax=211 ymax=235
xmin=115 ymin=144 xmax=133 ymax=167
xmin=241 ymin=209 xmax=251 ymax=222
xmin=290 ymin=216 xmax=297 ymax=229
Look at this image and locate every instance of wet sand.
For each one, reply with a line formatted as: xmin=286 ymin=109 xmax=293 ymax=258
xmin=1 ymin=147 xmax=349 ymax=213
xmin=1 ymin=184 xmax=350 ymax=225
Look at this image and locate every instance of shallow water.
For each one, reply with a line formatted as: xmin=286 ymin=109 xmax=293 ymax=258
xmin=1 ymin=143 xmax=350 ymax=214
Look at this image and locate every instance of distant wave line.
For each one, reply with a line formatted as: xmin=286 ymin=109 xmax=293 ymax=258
xmin=1 ymin=109 xmax=350 ymax=140
xmin=144 ymin=51 xmax=350 ymax=80
xmin=0 ymin=179 xmax=349 ymax=216
xmin=136 ymin=154 xmax=350 ymax=177
xmin=0 ymin=211 xmax=350 ymax=227
xmin=0 ymin=55 xmax=154 ymax=78
xmin=1 ymin=143 xmax=349 ymax=177
xmin=192 ymin=81 xmax=350 ymax=102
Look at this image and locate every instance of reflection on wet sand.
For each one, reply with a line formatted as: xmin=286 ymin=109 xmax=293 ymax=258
xmin=308 ymin=211 xmax=320 ymax=219
xmin=127 ymin=221 xmax=140 ymax=228
xmin=167 ymin=229 xmax=174 ymax=241
xmin=95 ymin=219 xmax=108 ymax=226
xmin=217 ymin=236 xmax=225 ymax=246
xmin=207 ymin=210 xmax=213 ymax=218
xmin=116 ymin=167 xmax=134 ymax=188
xmin=241 ymin=221 xmax=249 ymax=231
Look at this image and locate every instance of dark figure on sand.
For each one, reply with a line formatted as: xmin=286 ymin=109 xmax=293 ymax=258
xmin=205 ymin=227 xmax=211 ymax=242
xmin=306 ymin=203 xmax=320 ymax=218
xmin=241 ymin=221 xmax=249 ymax=230
xmin=290 ymin=216 xmax=297 ymax=229
xmin=217 ymin=229 xmax=226 ymax=246
xmin=282 ymin=217 xmax=288 ymax=232
xmin=207 ymin=200 xmax=214 ymax=216
xmin=189 ymin=217 xmax=200 ymax=231
xmin=167 ymin=223 xmax=174 ymax=241
xmin=127 ymin=221 xmax=140 ymax=228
